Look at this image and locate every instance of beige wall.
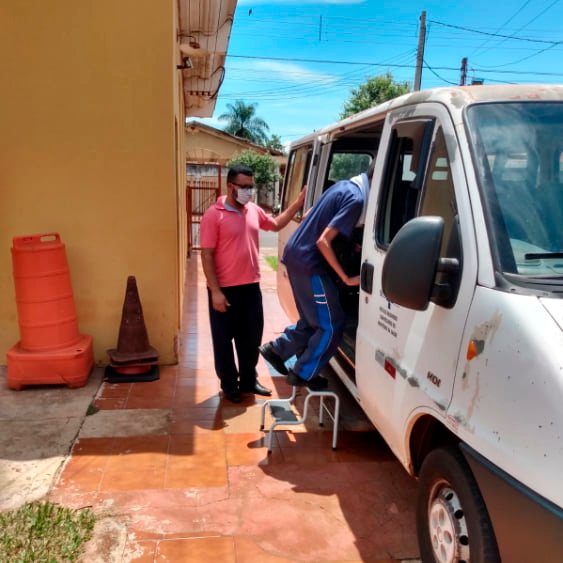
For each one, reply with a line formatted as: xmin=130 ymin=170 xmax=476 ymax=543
xmin=185 ymin=128 xmax=256 ymax=165
xmin=0 ymin=0 xmax=183 ymax=365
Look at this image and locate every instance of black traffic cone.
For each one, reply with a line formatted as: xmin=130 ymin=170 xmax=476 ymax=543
xmin=105 ymin=276 xmax=160 ymax=383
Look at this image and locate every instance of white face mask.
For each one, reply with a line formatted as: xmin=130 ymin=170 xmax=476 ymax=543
xmin=235 ymin=188 xmax=254 ymax=205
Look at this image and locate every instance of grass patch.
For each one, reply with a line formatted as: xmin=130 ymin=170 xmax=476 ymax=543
xmin=86 ymin=402 xmax=99 ymax=416
xmin=0 ymin=501 xmax=95 ymax=562
xmin=264 ymin=255 xmax=278 ymax=271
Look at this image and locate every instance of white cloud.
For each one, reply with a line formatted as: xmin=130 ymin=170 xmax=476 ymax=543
xmin=247 ymin=60 xmax=338 ymax=84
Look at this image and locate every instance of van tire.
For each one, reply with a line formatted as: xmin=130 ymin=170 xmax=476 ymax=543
xmin=416 ymin=447 xmax=500 ymax=563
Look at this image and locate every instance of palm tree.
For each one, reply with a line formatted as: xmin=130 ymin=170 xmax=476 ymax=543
xmin=218 ymin=100 xmax=270 ymax=145
xmin=265 ymin=134 xmax=285 ymax=152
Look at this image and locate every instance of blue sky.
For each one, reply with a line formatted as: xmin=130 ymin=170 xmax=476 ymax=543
xmin=199 ymin=0 xmax=563 ymax=147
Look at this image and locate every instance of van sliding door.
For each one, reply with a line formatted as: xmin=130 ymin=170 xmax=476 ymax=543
xmin=277 ymin=143 xmax=315 ymax=321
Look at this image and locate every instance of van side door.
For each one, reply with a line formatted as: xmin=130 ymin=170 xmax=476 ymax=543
xmin=277 ymin=142 xmax=318 ymax=321
xmin=356 ymin=104 xmax=478 ymax=463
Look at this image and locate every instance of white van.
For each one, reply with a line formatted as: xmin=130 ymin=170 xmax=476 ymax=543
xmin=276 ymin=85 xmax=563 ymax=562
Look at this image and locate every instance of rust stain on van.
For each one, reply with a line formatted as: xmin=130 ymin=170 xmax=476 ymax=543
xmin=452 ymin=411 xmax=474 ymax=433
xmin=471 ymin=312 xmax=503 ymax=343
xmin=466 ymin=372 xmax=481 ymax=421
xmin=462 ymin=312 xmax=503 ymax=389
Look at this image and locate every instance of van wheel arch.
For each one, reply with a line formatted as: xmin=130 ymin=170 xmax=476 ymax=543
xmin=409 ymin=415 xmax=458 ymax=476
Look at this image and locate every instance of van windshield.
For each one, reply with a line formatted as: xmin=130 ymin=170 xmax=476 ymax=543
xmin=466 ymin=101 xmax=563 ymax=281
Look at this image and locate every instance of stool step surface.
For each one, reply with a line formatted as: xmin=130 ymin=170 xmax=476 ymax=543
xmin=269 ymin=402 xmax=298 ymax=422
xmin=260 ymin=389 xmax=341 ymax=452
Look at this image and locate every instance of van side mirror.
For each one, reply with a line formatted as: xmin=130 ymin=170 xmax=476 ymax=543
xmin=382 ymin=217 xmax=446 ymax=311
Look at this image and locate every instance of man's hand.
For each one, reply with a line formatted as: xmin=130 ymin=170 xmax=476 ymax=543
xmin=211 ymin=289 xmax=230 ymax=312
xmin=298 ymin=185 xmax=307 ymax=206
xmin=344 ymin=275 xmax=360 ymax=287
xmin=271 ymin=185 xmax=308 ymax=231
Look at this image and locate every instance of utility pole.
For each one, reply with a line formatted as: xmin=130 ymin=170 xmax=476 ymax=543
xmin=460 ymin=57 xmax=468 ymax=86
xmin=414 ymin=11 xmax=426 ymax=91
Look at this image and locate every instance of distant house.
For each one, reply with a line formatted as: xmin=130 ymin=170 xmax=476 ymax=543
xmin=185 ymin=120 xmax=285 ymax=203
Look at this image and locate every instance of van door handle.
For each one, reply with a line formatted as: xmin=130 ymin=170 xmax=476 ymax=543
xmin=361 ymin=261 xmax=374 ymax=294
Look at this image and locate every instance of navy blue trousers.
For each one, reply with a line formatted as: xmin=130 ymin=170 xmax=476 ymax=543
xmin=207 ymin=283 xmax=263 ymax=393
xmin=272 ymin=270 xmax=345 ymax=381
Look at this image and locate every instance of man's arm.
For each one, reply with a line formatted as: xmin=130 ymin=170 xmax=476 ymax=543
xmin=201 ymin=248 xmax=230 ymax=312
xmin=316 ymin=227 xmax=360 ymax=286
xmin=269 ymin=187 xmax=306 ymax=232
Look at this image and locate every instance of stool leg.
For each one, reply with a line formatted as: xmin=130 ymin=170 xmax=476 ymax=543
xmin=267 ymin=421 xmax=280 ymax=454
xmin=259 ymin=400 xmax=268 ymax=431
xmin=319 ymin=396 xmax=325 ymax=427
xmin=332 ymin=396 xmax=340 ymax=450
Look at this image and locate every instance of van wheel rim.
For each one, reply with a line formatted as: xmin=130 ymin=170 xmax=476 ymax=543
xmin=428 ymin=486 xmax=470 ymax=563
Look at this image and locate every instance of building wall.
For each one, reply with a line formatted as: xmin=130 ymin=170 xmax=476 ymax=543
xmin=185 ymin=127 xmax=256 ymax=165
xmin=0 ymin=0 xmax=182 ymax=365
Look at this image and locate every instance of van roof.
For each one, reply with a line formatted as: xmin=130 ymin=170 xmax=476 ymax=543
xmin=291 ymin=84 xmax=563 ymax=147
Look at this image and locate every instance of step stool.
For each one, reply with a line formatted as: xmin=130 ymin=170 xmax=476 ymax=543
xmin=259 ymin=386 xmax=340 ymax=453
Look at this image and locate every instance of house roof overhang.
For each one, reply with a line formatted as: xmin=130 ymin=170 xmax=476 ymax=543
xmin=177 ymin=0 xmax=237 ymax=118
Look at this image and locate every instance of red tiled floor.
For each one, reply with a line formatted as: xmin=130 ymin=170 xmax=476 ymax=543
xmin=224 ymin=432 xmax=284 ymax=466
xmin=155 ymin=536 xmax=235 ymax=562
xmin=50 ymin=251 xmax=419 ymax=561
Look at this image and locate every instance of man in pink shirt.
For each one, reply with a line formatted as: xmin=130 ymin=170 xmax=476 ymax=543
xmin=200 ymin=165 xmax=305 ymax=403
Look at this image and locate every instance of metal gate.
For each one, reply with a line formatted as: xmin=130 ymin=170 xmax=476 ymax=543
xmin=186 ymin=163 xmax=222 ymax=255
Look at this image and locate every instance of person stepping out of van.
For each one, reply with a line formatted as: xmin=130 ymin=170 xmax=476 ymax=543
xmin=259 ymin=160 xmax=375 ymax=391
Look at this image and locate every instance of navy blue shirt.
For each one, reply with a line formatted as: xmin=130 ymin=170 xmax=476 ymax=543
xmin=282 ymin=179 xmax=364 ymax=275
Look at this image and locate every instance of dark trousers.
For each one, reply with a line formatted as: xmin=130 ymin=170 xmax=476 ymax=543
xmin=272 ymin=270 xmax=345 ymax=381
xmin=207 ymin=283 xmax=263 ymax=393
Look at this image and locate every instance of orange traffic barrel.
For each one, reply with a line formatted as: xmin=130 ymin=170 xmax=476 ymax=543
xmin=11 ymin=233 xmax=80 ymax=351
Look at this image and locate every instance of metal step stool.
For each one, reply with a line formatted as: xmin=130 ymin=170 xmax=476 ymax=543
xmin=259 ymin=385 xmax=340 ymax=453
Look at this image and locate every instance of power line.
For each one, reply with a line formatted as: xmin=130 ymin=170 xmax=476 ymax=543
xmin=227 ymin=53 xmax=563 ymax=77
xmin=428 ymin=18 xmax=562 ymax=44
xmin=423 ymin=59 xmax=458 ymax=86
xmin=228 ymin=53 xmax=418 ymax=69
xmin=472 ymin=0 xmax=562 ymax=66
xmin=471 ymin=0 xmax=532 ymax=56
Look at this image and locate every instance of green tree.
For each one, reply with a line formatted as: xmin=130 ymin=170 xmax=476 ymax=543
xmin=329 ymin=153 xmax=371 ymax=183
xmin=228 ymin=150 xmax=279 ymax=203
xmin=218 ymin=100 xmax=270 ymax=145
xmin=340 ymin=72 xmax=411 ymax=118
xmin=265 ymin=134 xmax=285 ymax=152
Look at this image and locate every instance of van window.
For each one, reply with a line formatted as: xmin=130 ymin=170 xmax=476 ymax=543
xmin=377 ymin=119 xmax=434 ymax=246
xmin=282 ymin=145 xmax=312 ymax=220
xmin=419 ymin=127 xmax=458 ymax=257
xmin=467 ymin=101 xmax=563 ymax=277
xmin=325 ymin=153 xmax=371 ymax=188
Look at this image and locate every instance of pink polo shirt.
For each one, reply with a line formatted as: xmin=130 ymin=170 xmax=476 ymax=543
xmin=200 ymin=196 xmax=277 ymax=287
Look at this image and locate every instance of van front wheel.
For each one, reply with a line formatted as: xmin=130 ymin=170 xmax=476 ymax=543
xmin=416 ymin=447 xmax=500 ymax=563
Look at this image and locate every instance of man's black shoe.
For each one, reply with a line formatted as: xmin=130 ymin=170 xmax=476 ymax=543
xmin=306 ymin=375 xmax=329 ymax=391
xmin=222 ymin=389 xmax=242 ymax=403
xmin=240 ymin=381 xmax=272 ymax=396
xmin=286 ymin=371 xmax=328 ymax=390
xmin=259 ymin=342 xmax=288 ymax=375
xmin=286 ymin=371 xmax=306 ymax=387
